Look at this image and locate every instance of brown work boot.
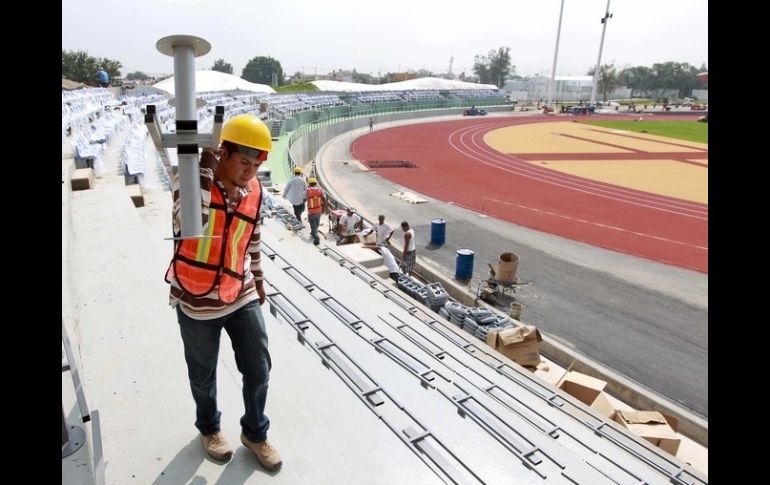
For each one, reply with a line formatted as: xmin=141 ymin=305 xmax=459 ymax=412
xmin=240 ymin=433 xmax=283 ymax=470
xmin=200 ymin=431 xmax=233 ymax=461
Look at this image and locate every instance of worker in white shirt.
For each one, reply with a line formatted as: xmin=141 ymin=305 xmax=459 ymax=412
xmin=282 ymin=166 xmax=307 ymax=220
xmin=379 ymin=247 xmax=401 ymax=281
xmin=337 ymin=207 xmax=362 ymax=245
xmin=399 ymin=221 xmax=416 ymax=276
xmin=361 ymin=214 xmax=394 ymax=247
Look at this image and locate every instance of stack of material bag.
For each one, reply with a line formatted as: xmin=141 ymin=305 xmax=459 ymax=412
xmin=439 ymin=302 xmax=514 ymax=341
xmin=260 ymin=189 xmax=282 ymax=220
xmin=463 ymin=308 xmax=513 ymax=341
xmin=274 ymin=207 xmax=304 ymax=231
xmin=465 ymin=307 xmax=514 ymax=341
xmin=441 ymin=301 xmax=469 ymax=329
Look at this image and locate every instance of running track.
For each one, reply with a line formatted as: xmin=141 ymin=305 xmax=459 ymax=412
xmin=351 ymin=116 xmax=708 ymax=272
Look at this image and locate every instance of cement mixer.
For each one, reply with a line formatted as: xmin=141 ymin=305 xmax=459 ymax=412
xmin=489 ymin=252 xmax=519 ymax=284
xmin=476 ymin=252 xmax=520 ymax=306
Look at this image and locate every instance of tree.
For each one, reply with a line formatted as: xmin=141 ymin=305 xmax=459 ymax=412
xmin=697 ymin=63 xmax=708 ymax=89
xmin=242 ymin=56 xmax=284 ymax=86
xmin=212 ymin=59 xmax=233 ymax=74
xmin=351 ymin=69 xmax=374 ymax=84
xmin=126 ymin=71 xmax=150 ymax=80
xmin=473 ymin=47 xmax=512 ymax=87
xmin=381 ymin=72 xmax=398 ymax=84
xmin=588 ymin=63 xmax=621 ymax=101
xmin=62 ymin=49 xmax=122 ymax=85
xmin=650 ymin=61 xmax=698 ymax=97
xmin=290 ymin=71 xmax=304 ymax=83
xmin=621 ymin=66 xmax=654 ymax=98
xmin=472 ymin=56 xmax=490 ymax=84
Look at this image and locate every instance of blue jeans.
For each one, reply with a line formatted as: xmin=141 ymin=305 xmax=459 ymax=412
xmin=308 ymin=212 xmax=321 ymax=243
xmin=177 ymin=300 xmax=271 ymax=442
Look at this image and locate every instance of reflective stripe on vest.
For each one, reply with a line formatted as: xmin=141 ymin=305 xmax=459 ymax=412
xmin=307 ymin=186 xmax=324 ymax=214
xmin=166 ymin=179 xmax=262 ymax=303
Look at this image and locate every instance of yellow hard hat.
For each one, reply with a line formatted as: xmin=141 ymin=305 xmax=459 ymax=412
xmin=293 ymin=166 xmax=303 ymax=174
xmin=220 ymin=114 xmax=272 ymax=153
xmin=308 ymin=177 xmax=318 ymax=184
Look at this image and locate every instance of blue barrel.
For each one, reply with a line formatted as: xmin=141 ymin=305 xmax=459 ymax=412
xmin=430 ymin=218 xmax=446 ymax=245
xmin=455 ymin=249 xmax=474 ymax=280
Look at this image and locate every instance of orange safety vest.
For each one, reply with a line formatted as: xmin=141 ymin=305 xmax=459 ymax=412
xmin=166 ymin=179 xmax=262 ymax=303
xmin=306 ymin=186 xmax=324 ymax=214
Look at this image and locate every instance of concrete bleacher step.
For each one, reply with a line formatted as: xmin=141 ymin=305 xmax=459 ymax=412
xmin=332 ymin=243 xmax=382 ymax=268
xmin=126 ymin=184 xmax=145 ymax=207
xmin=269 ymin=119 xmax=282 ymax=139
xmin=259 ymin=224 xmax=709 ymax=483
xmin=368 ymin=264 xmax=392 ymax=279
xmin=71 ymin=168 xmax=95 ymax=191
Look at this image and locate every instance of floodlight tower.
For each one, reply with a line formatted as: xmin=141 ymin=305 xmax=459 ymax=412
xmin=547 ymin=0 xmax=565 ymax=107
xmin=147 ymin=35 xmax=222 ymax=238
xmin=589 ymin=0 xmax=612 ymax=106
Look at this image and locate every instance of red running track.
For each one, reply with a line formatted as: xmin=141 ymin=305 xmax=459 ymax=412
xmin=351 ymin=116 xmax=708 ymax=273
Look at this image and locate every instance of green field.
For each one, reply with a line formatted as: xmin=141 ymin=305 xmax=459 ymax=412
xmin=581 ymin=119 xmax=708 ymax=144
xmin=273 ymin=82 xmax=318 ymax=93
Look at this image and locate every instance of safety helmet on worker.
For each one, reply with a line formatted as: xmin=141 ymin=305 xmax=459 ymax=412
xmin=293 ymin=166 xmax=303 ymax=174
xmin=219 ymin=114 xmax=272 ymax=155
xmin=308 ymin=177 xmax=318 ymax=185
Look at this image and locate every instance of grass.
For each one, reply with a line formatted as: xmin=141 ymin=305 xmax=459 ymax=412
xmin=273 ymin=83 xmax=319 ymax=93
xmin=581 ymin=119 xmax=708 ymax=144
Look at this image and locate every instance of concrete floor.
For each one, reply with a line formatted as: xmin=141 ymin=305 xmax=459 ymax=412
xmin=62 ymin=116 xmax=707 ymax=485
xmin=314 ymin=115 xmax=708 ymax=418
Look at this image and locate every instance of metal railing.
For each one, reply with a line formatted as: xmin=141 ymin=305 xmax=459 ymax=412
xmin=62 ymin=317 xmax=106 ymax=485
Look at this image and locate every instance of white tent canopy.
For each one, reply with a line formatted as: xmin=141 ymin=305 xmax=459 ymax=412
xmin=311 ymin=80 xmax=377 ymax=92
xmin=311 ymin=77 xmax=498 ymax=92
xmin=386 ymin=77 xmax=498 ymax=91
xmin=152 ymin=70 xmax=275 ymax=95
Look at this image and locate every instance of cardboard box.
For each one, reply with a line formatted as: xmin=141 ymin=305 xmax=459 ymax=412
xmin=557 ymin=371 xmax=615 ymax=418
xmin=588 ymin=392 xmax=615 ymax=418
xmin=486 ymin=325 xmax=542 ymax=367
xmin=613 ymin=410 xmax=681 ymax=455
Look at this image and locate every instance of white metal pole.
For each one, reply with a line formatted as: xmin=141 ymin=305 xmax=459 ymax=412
xmin=156 ymin=35 xmax=211 ymax=237
xmin=589 ymin=0 xmax=612 ymax=106
xmin=172 ymin=46 xmax=197 ymax=120
xmin=547 ymin=0 xmax=565 ymax=107
xmin=172 ymin=44 xmax=202 ymax=237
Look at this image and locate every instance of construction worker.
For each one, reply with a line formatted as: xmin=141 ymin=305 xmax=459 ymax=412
xmin=379 ymin=246 xmax=401 ymax=281
xmin=361 ymin=214 xmax=394 ymax=247
xmin=306 ymin=177 xmax=326 ymax=245
xmin=164 ymin=114 xmax=282 ymax=470
xmin=399 ymin=221 xmax=416 ymax=276
xmin=337 ymin=207 xmax=362 ymax=245
xmin=283 ymin=166 xmax=307 ymax=220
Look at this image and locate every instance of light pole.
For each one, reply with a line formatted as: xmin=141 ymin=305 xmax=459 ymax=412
xmin=547 ymin=0 xmax=565 ymax=107
xmin=589 ymin=0 xmax=612 ymax=106
xmin=155 ymin=35 xmax=211 ymax=237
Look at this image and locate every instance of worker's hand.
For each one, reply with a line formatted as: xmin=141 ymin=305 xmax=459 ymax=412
xmin=200 ymin=147 xmax=219 ymax=171
xmin=255 ymin=280 xmax=266 ymax=305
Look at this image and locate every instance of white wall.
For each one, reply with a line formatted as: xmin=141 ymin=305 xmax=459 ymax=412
xmin=692 ymin=89 xmax=708 ymax=101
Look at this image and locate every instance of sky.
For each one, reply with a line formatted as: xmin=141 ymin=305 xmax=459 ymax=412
xmin=62 ymin=0 xmax=708 ymax=79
